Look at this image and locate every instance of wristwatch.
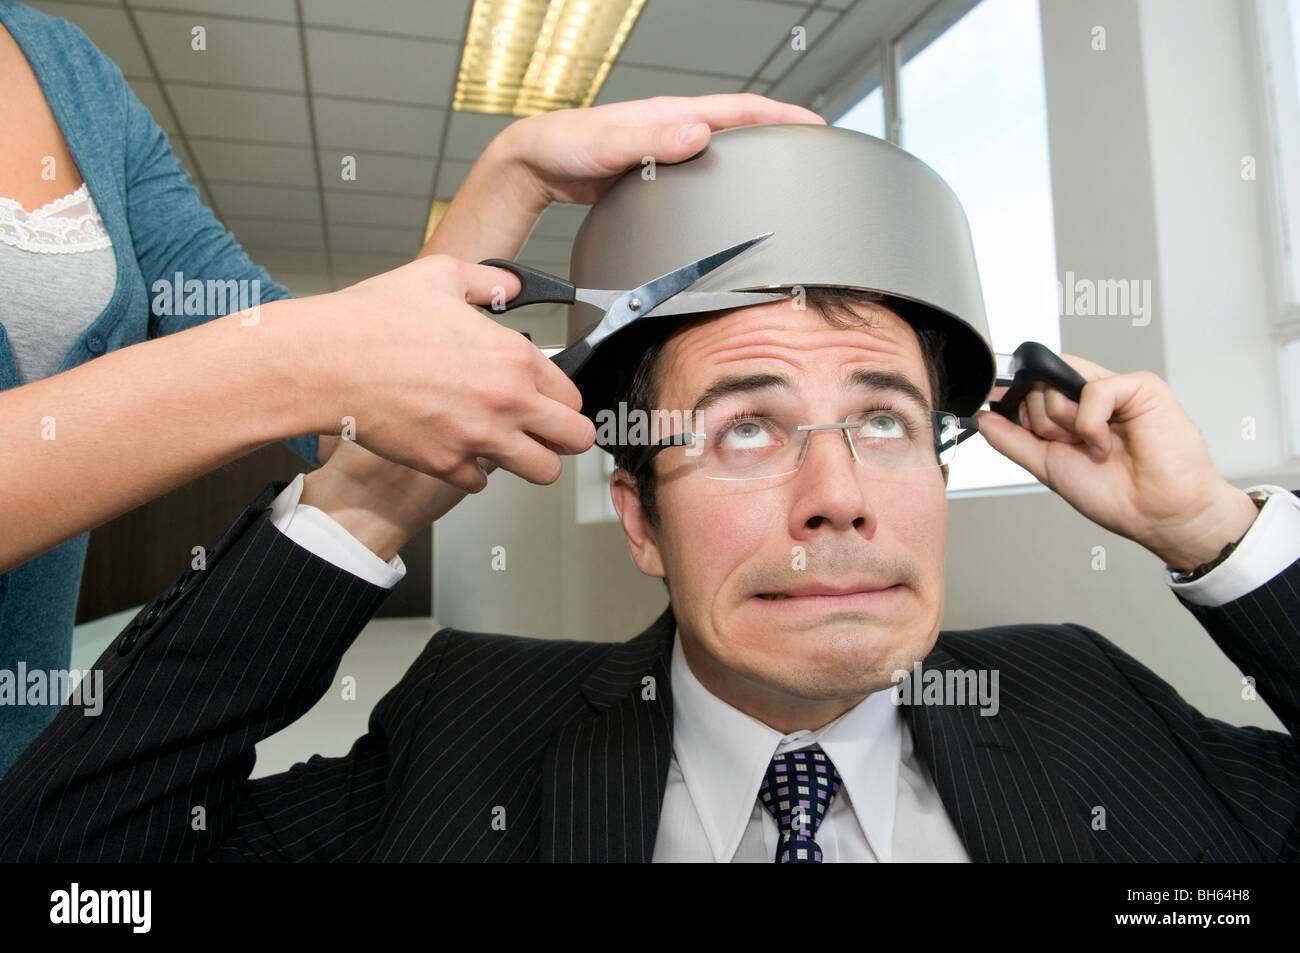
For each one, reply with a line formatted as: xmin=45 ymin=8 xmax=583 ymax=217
xmin=1167 ymin=488 xmax=1273 ymax=584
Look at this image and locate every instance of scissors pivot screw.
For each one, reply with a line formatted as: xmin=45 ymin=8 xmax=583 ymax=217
xmin=627 ymin=297 xmax=643 ymax=312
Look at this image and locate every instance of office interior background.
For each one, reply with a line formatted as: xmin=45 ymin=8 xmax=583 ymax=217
xmin=28 ymin=0 xmax=1300 ymax=772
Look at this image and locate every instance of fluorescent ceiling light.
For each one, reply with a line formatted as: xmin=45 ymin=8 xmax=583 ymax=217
xmin=453 ymin=0 xmax=646 ymax=116
xmin=423 ymin=200 xmax=451 ymax=245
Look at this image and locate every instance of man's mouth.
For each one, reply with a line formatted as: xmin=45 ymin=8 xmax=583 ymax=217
xmin=754 ymin=582 xmax=901 ymax=601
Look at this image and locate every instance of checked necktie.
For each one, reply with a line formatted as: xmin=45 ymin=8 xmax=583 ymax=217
xmin=757 ymin=743 xmax=843 ymax=863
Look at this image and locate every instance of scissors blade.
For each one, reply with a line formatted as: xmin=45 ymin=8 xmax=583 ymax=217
xmin=585 ymin=232 xmax=775 ymax=348
xmin=576 ymin=288 xmax=789 ymax=316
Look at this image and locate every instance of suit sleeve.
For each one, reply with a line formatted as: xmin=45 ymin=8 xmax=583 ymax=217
xmin=0 ymin=485 xmax=413 ymax=861
xmin=1072 ymin=554 xmax=1300 ymax=860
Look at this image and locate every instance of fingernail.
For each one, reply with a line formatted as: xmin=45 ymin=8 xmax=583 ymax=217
xmin=677 ymin=123 xmax=707 ymax=144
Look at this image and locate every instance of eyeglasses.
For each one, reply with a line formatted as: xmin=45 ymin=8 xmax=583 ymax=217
xmin=628 ymin=409 xmax=980 ymax=482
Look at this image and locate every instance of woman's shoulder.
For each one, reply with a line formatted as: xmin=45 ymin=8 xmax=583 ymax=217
xmin=4 ymin=3 xmax=132 ymax=104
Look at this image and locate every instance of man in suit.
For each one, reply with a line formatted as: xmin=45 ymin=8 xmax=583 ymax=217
xmin=0 ymin=284 xmax=1296 ymax=862
xmin=2 ymin=116 xmax=1298 ymax=862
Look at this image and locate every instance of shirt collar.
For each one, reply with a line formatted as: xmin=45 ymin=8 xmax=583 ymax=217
xmin=670 ymin=628 xmax=901 ymax=862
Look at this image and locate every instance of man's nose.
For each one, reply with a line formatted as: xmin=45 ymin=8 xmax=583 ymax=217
xmin=786 ymin=426 xmax=877 ymax=538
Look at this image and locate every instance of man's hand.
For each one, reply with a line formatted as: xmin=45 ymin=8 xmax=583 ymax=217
xmin=974 ymin=355 xmax=1261 ymax=572
xmin=300 ymin=437 xmax=498 ymax=561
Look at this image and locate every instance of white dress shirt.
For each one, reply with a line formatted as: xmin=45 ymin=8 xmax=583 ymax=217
xmin=268 ymin=475 xmax=1300 ymax=861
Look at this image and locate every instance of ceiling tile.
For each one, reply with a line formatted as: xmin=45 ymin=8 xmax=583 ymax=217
xmin=759 ymin=8 xmax=839 ymax=81
xmin=224 ymin=217 xmax=326 ymax=251
xmin=593 ymin=64 xmax=745 ymax=106
xmin=319 ymin=150 xmax=434 ymax=195
xmin=324 ymin=192 xmax=427 ymax=230
xmin=242 ymin=246 xmax=329 ymax=275
xmin=128 ymin=0 xmax=298 ymax=22
xmin=209 ymin=183 xmax=322 ymax=222
xmin=26 ymin=1 xmax=152 ymax=75
xmin=305 ymin=29 xmax=456 ymax=106
xmin=329 ymin=224 xmax=424 ymax=255
xmin=270 ymin=271 xmax=334 ymax=297
xmin=332 ymin=251 xmax=410 ymax=282
xmin=126 ymin=78 xmax=180 ymax=136
xmin=135 ymin=10 xmax=305 ymax=90
xmin=194 ymin=140 xmax=315 ymax=187
xmin=300 ymin=0 xmax=469 ymax=42
xmin=618 ymin=0 xmax=797 ymax=77
xmin=314 ymin=98 xmax=444 ymax=155
xmin=431 ymin=157 xmax=475 ymax=195
xmin=443 ymin=112 xmax=516 ymax=162
xmin=165 ymin=86 xmax=312 ymax=144
xmin=170 ymin=138 xmax=198 ymax=180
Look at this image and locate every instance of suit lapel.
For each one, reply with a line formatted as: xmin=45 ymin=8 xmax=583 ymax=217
xmin=902 ymin=642 xmax=1094 ymax=861
xmin=540 ymin=607 xmax=676 ymax=862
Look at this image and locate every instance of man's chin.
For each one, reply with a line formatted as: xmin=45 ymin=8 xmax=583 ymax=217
xmin=733 ymin=625 xmax=934 ymax=699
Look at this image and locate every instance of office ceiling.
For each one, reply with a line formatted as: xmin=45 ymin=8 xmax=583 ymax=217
xmin=24 ymin=0 xmax=919 ymax=318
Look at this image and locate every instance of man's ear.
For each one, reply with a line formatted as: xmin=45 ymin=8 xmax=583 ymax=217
xmin=941 ymin=462 xmax=950 ymax=487
xmin=610 ymin=468 xmax=666 ymax=579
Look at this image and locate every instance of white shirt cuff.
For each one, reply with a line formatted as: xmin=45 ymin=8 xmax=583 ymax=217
xmin=267 ymin=474 xmax=406 ymax=589
xmin=1167 ymin=484 xmax=1300 ymax=607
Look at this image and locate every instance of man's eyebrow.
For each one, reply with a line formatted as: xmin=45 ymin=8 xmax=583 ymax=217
xmin=690 ymin=368 xmax=930 ymax=415
xmin=692 ymin=373 xmax=790 ymax=415
xmin=845 ymin=368 xmax=932 ymax=412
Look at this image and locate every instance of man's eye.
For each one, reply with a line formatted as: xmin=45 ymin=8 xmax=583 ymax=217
xmin=857 ymin=412 xmax=908 ymax=439
xmin=720 ymin=419 xmax=779 ymax=449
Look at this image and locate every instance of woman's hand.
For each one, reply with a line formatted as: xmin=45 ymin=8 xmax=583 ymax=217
xmin=288 ymin=254 xmax=594 ymax=494
xmin=496 ymin=93 xmax=827 ymax=207
xmin=420 ymin=93 xmax=826 ymax=263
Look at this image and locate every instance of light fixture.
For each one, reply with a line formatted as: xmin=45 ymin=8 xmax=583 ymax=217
xmin=453 ymin=0 xmax=645 ymax=116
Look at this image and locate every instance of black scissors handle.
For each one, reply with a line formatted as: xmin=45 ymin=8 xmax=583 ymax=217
xmin=990 ymin=341 xmax=1088 ymax=423
xmin=479 ymin=259 xmax=575 ymax=312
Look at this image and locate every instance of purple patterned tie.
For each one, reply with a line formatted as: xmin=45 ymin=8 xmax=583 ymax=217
xmin=757 ymin=744 xmax=843 ymax=863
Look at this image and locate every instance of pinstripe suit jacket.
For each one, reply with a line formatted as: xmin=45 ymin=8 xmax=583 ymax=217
xmin=1 ymin=482 xmax=1298 ymax=862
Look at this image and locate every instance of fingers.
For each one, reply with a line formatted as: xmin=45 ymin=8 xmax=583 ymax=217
xmin=1000 ymin=354 xmax=1116 ymax=449
xmin=443 ymin=457 xmax=490 ymax=494
xmin=450 ymin=258 xmax=522 ymax=307
xmin=529 ymin=344 xmax=585 ymax=412
xmin=973 ymin=409 xmax=1048 ymax=484
xmin=642 ymin=93 xmax=826 ymax=129
xmin=521 ymin=392 xmax=596 ymax=455
xmin=1022 ymin=385 xmax=1080 ymax=444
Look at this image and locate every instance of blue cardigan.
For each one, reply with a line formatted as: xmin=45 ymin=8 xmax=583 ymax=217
xmin=0 ymin=2 xmax=318 ymax=776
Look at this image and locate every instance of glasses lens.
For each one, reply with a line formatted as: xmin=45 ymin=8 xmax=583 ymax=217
xmin=673 ymin=410 xmax=967 ymax=481
xmin=697 ymin=414 xmax=801 ymax=480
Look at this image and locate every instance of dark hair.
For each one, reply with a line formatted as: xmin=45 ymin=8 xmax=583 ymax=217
xmin=611 ymin=289 xmax=949 ymax=527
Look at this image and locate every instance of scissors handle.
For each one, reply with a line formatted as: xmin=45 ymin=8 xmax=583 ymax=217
xmin=989 ymin=341 xmax=1087 ymax=424
xmin=479 ymin=259 xmax=575 ymax=312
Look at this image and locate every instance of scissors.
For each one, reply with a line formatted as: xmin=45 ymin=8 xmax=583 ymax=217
xmin=479 ymin=232 xmax=789 ymax=378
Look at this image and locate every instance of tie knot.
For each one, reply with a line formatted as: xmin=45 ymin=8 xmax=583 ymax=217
xmin=757 ymin=744 xmax=843 ymax=863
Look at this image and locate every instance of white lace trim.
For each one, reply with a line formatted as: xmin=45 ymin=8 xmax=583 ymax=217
xmin=0 ymin=183 xmax=112 ymax=254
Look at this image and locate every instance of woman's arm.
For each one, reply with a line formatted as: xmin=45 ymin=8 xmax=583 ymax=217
xmin=0 ymin=255 xmax=597 ymax=573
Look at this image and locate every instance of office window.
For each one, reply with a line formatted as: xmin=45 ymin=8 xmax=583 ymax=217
xmin=1256 ymin=0 xmax=1300 ymax=459
xmin=898 ymin=0 xmax=1057 ymax=491
xmin=834 ymin=82 xmax=885 ymax=139
xmin=1257 ymin=0 xmax=1300 ymax=306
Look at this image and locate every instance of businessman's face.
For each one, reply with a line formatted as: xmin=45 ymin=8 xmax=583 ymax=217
xmin=613 ymin=299 xmax=948 ymax=727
